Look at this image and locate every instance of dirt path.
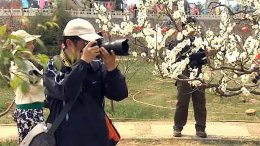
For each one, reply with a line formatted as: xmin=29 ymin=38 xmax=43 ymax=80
xmin=1 ymin=121 xmax=260 ymax=145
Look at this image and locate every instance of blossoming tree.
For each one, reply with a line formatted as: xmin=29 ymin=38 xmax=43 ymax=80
xmin=94 ymin=0 xmax=260 ymax=97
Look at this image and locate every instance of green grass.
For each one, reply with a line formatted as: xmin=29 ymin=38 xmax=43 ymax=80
xmin=0 ymin=60 xmax=260 ymax=145
xmin=1 ymin=60 xmax=260 ymax=124
xmin=0 ymin=140 xmax=17 ymax=146
xmin=0 ymin=81 xmax=14 ymax=112
xmin=106 ymin=60 xmax=260 ymax=122
xmin=0 ymin=79 xmax=15 ymax=124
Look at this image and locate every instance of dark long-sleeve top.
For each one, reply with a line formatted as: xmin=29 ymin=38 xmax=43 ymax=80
xmin=43 ymin=58 xmax=128 ymax=146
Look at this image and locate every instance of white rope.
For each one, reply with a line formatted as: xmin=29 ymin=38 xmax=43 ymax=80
xmin=131 ymin=89 xmax=250 ymax=115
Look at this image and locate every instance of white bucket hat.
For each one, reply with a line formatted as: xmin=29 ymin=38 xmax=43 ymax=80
xmin=63 ymin=18 xmax=103 ymax=41
xmin=11 ymin=30 xmax=41 ymax=43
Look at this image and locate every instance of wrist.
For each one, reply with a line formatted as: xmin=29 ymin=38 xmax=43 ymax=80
xmin=106 ymin=64 xmax=116 ymax=71
xmin=80 ymin=56 xmax=92 ymax=63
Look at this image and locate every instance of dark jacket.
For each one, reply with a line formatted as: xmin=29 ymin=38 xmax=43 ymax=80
xmin=43 ymin=58 xmax=128 ymax=146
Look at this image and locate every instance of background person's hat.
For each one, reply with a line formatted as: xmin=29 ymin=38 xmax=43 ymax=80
xmin=11 ymin=30 xmax=41 ymax=43
xmin=63 ymin=18 xmax=103 ymax=41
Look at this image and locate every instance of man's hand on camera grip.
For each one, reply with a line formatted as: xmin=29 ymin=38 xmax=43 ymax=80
xmin=81 ymin=41 xmax=100 ymax=63
xmin=100 ymin=47 xmax=116 ymax=71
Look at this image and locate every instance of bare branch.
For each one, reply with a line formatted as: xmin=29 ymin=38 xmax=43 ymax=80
xmin=208 ymin=65 xmax=253 ymax=74
xmin=0 ymin=100 xmax=15 ymax=117
xmin=251 ymin=90 xmax=260 ymax=95
xmin=164 ymin=6 xmax=181 ymax=32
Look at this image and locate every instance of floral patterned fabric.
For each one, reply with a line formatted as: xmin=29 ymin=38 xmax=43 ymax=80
xmin=13 ymin=109 xmax=44 ymax=143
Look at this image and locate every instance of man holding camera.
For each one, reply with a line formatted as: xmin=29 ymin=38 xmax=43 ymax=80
xmin=43 ymin=18 xmax=128 ymax=146
xmin=172 ymin=17 xmax=210 ymax=138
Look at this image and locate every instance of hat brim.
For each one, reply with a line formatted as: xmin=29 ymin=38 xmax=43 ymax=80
xmin=78 ymin=33 xmax=103 ymax=41
xmin=25 ymin=35 xmax=41 ymax=43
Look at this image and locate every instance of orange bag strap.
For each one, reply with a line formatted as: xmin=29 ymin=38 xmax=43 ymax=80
xmin=105 ymin=114 xmax=120 ymax=142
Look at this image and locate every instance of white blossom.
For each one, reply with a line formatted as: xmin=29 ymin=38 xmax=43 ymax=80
xmin=241 ymin=87 xmax=250 ymax=96
xmin=141 ymin=52 xmax=147 ymax=57
xmin=132 ymin=52 xmax=138 ymax=57
xmin=209 ymin=87 xmax=216 ymax=93
xmin=92 ymin=0 xmax=260 ymax=96
xmin=176 ymin=32 xmax=183 ymax=41
xmin=240 ymin=74 xmax=250 ymax=84
xmin=225 ymin=51 xmax=239 ymax=63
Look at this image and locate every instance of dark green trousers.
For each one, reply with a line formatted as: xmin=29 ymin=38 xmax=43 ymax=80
xmin=174 ymin=68 xmax=207 ymax=131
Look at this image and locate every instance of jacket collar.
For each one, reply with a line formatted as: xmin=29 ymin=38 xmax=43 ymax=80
xmin=60 ymin=49 xmax=73 ymax=67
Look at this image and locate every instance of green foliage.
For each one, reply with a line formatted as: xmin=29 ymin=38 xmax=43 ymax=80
xmin=0 ymin=26 xmax=13 ymax=80
xmin=0 ymin=9 xmax=67 ymax=93
xmin=28 ymin=5 xmax=72 ymax=56
xmin=0 ymin=5 xmax=72 ymax=95
xmin=0 ymin=25 xmax=7 ymax=36
xmin=53 ymin=56 xmax=62 ymax=71
xmin=0 ymin=49 xmax=12 ymax=78
xmin=12 ymin=57 xmax=27 ymax=72
xmin=37 ymin=21 xmax=59 ymax=31
xmin=28 ymin=15 xmax=60 ymax=56
xmin=9 ymin=76 xmax=29 ymax=93
xmin=19 ymin=79 xmax=30 ymax=93
xmin=0 ymin=4 xmax=73 ymax=96
xmin=0 ymin=24 xmax=42 ymax=94
xmin=35 ymin=54 xmax=49 ymax=69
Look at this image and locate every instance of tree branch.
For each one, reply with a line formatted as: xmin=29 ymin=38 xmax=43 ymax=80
xmin=0 ymin=99 xmax=15 ymax=117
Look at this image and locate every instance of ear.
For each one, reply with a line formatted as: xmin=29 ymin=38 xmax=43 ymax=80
xmin=66 ymin=39 xmax=74 ymax=48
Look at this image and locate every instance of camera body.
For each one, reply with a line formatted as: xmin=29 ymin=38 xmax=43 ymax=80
xmin=189 ymin=51 xmax=207 ymax=68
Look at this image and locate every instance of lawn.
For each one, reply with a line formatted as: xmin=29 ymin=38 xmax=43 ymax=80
xmin=0 ymin=59 xmax=260 ymax=145
xmin=1 ymin=59 xmax=260 ymax=124
xmin=105 ymin=59 xmax=260 ymax=122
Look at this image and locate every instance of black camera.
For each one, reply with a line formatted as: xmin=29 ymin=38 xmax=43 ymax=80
xmin=166 ymin=40 xmax=207 ymax=68
xmin=189 ymin=51 xmax=207 ymax=68
xmin=95 ymin=32 xmax=129 ymax=56
xmin=252 ymin=73 xmax=260 ymax=84
xmin=96 ymin=38 xmax=129 ymax=56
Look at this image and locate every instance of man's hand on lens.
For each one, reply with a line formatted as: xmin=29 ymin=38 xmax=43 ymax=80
xmin=81 ymin=41 xmax=100 ymax=63
xmin=100 ymin=47 xmax=116 ymax=71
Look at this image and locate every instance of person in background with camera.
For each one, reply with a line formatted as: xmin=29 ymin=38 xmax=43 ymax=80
xmin=10 ymin=30 xmax=44 ymax=143
xmin=171 ymin=17 xmax=213 ymax=138
xmin=43 ymin=18 xmax=128 ymax=146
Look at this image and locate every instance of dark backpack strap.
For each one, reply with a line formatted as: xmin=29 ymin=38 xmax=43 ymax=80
xmin=47 ymin=95 xmax=79 ymax=135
